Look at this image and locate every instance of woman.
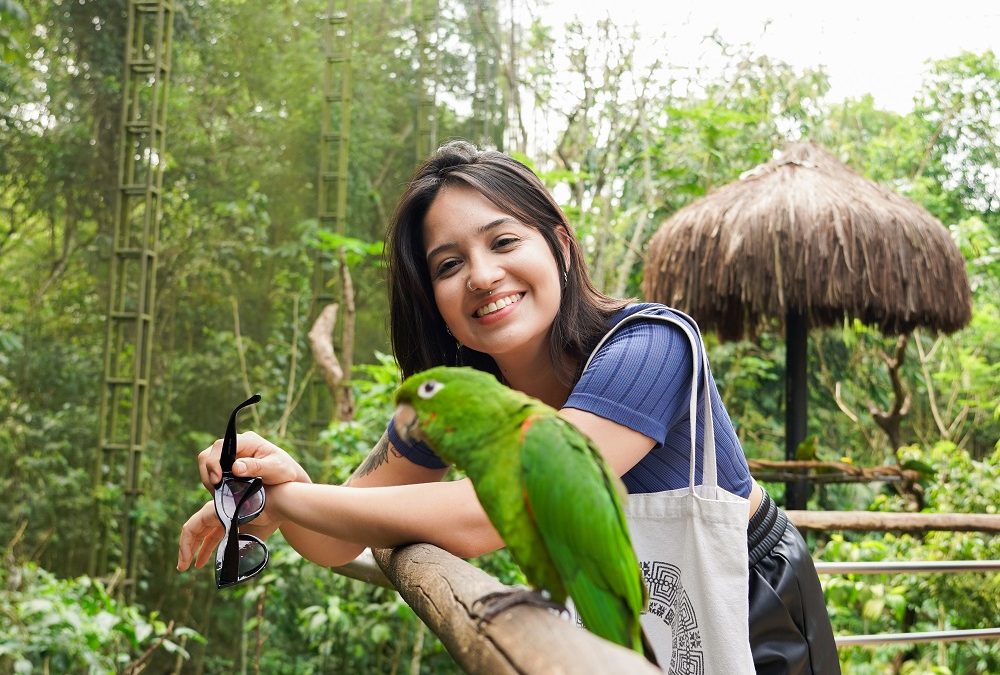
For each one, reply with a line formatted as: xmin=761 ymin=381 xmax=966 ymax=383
xmin=178 ymin=140 xmax=840 ymax=673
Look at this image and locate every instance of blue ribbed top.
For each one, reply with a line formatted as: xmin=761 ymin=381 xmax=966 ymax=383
xmin=388 ymin=303 xmax=753 ymax=497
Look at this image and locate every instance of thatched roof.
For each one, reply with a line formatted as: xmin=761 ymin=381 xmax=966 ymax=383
xmin=642 ymin=141 xmax=972 ymax=340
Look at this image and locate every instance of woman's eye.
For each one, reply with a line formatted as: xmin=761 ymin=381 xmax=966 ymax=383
xmin=434 ymin=259 xmax=460 ymax=278
xmin=494 ymin=236 xmax=520 ymax=249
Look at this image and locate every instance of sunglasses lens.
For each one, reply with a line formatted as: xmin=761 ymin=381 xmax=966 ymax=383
xmin=216 ymin=534 xmax=269 ymax=588
xmin=219 ymin=479 xmax=264 ymax=521
xmin=236 ymin=537 xmax=267 ymax=576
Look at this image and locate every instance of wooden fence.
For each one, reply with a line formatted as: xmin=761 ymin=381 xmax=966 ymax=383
xmin=331 ymin=511 xmax=1000 ymax=673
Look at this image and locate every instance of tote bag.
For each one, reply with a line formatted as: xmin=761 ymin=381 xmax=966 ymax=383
xmin=580 ymin=311 xmax=753 ymax=674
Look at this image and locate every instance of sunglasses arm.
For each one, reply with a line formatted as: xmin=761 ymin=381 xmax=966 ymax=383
xmin=220 ymin=393 xmax=261 ymax=474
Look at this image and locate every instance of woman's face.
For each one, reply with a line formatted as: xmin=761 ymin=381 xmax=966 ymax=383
xmin=422 ymin=184 xmax=568 ymax=366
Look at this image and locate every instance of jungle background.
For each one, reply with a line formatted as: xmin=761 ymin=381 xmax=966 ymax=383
xmin=1 ymin=0 xmax=998 ymax=673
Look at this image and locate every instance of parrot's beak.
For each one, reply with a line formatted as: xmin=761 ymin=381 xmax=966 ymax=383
xmin=393 ymin=403 xmax=422 ymax=444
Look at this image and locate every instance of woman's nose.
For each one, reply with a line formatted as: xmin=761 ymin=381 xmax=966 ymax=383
xmin=466 ymin=255 xmax=504 ymax=292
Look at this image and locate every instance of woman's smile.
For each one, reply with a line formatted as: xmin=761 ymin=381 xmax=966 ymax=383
xmin=422 ymin=184 xmax=567 ymax=364
xmin=474 ymin=292 xmax=523 ymax=320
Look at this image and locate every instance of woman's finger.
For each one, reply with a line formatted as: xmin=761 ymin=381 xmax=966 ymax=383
xmin=231 ymin=455 xmax=293 ymax=484
xmin=235 ymin=431 xmax=281 ymax=460
xmin=194 ymin=525 xmax=225 ymax=569
xmin=177 ymin=501 xmax=219 ymax=571
xmin=198 ymin=438 xmax=224 ymax=491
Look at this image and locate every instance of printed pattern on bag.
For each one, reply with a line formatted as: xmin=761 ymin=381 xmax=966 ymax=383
xmin=641 ymin=559 xmax=705 ymax=675
xmin=578 ymin=309 xmax=752 ymax=672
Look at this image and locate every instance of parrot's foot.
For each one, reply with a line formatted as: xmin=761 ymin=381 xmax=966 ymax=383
xmin=471 ymin=586 xmax=566 ymax=624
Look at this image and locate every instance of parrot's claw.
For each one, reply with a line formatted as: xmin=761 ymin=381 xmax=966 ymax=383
xmin=471 ymin=586 xmax=567 ymax=625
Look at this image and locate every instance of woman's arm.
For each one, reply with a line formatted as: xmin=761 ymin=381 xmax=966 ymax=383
xmin=270 ymin=477 xmax=503 ymax=563
xmin=177 ymin=431 xmax=505 ymax=572
xmin=179 ymin=406 xmax=657 ymax=575
xmin=558 ymin=408 xmax=656 ymax=475
xmin=277 ymin=433 xmax=503 ymax=566
xmin=267 ymin=415 xmax=653 ymax=566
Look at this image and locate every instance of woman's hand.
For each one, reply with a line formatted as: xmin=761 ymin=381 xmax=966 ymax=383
xmin=176 ymin=495 xmax=282 ymax=572
xmin=197 ymin=431 xmax=311 ymax=491
xmin=179 ymin=431 xmax=310 ymax=575
xmin=176 ymin=501 xmax=223 ymax=572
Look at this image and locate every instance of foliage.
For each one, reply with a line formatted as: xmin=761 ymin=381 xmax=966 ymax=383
xmin=0 ymin=1 xmax=997 ymax=672
xmin=819 ymin=442 xmax=1000 ymax=674
xmin=195 ymin=537 xmax=461 ymax=675
xmin=0 ymin=559 xmax=200 ymax=673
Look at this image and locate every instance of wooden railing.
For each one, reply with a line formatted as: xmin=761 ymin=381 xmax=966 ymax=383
xmin=331 ymin=511 xmax=1000 ymax=672
xmin=367 ymin=545 xmax=660 ymax=674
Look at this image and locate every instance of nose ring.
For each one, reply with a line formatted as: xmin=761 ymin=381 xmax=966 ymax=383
xmin=467 ymin=278 xmax=493 ymax=295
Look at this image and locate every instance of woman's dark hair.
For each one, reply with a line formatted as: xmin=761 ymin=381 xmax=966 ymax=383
xmin=386 ymin=140 xmax=629 ymax=382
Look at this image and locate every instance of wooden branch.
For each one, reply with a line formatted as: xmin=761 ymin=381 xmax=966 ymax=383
xmin=287 ymin=365 xmax=315 ymax=423
xmin=371 ymin=544 xmax=660 ymax=675
xmin=912 ymin=114 xmax=950 ymax=181
xmin=948 ymin=405 xmax=970 ymax=439
xmin=231 ymin=297 xmax=261 ymax=428
xmin=336 ymin=252 xmax=356 ymax=421
xmin=787 ymin=511 xmax=1000 ymax=533
xmin=307 ymin=303 xmax=344 ymax=396
xmin=612 ymin=79 xmax=657 ymax=299
xmin=124 ymin=620 xmax=176 ymax=675
xmin=813 ymin=334 xmax=877 ymax=451
xmin=752 ymin=472 xmax=914 ymax=485
xmin=331 ymin=548 xmax=393 ymax=589
xmin=747 ymin=459 xmax=920 ymax=483
xmin=833 ymin=381 xmax=861 ymax=424
xmin=914 ymin=330 xmax=951 ymax=439
xmin=866 ymin=333 xmax=911 ymax=452
xmin=254 ymin=588 xmax=266 ymax=675
xmin=277 ymin=295 xmax=301 ymax=437
xmin=886 ymin=335 xmax=911 ymax=418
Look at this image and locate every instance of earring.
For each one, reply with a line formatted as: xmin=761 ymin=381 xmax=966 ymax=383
xmin=445 ymin=325 xmax=463 ymax=363
xmin=563 ymin=269 xmax=569 ymax=288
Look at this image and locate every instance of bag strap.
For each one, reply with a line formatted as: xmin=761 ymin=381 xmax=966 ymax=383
xmin=581 ymin=309 xmax=716 ymax=490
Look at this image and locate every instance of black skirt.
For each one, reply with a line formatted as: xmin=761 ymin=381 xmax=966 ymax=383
xmin=747 ymin=490 xmax=842 ymax=674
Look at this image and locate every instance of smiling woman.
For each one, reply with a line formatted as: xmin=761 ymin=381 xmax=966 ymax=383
xmin=385 ymin=142 xmax=625 ymax=395
xmin=422 ymin=185 xmax=570 ymax=398
xmin=178 ymin=140 xmax=841 ymax=674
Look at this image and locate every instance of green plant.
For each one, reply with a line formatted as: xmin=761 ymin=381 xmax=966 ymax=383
xmin=0 ymin=560 xmax=201 ymax=673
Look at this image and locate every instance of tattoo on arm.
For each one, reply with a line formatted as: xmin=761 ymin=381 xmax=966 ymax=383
xmin=349 ymin=432 xmax=401 ymax=483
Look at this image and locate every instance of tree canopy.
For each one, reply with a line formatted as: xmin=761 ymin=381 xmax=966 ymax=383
xmin=1 ymin=1 xmax=998 ymax=672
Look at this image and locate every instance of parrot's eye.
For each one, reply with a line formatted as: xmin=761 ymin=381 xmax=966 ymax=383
xmin=418 ymin=380 xmax=444 ymax=399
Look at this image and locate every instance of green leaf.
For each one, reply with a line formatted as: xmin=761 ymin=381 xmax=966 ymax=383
xmin=900 ymin=459 xmax=936 ymax=477
xmin=862 ymin=597 xmax=885 ymax=622
xmin=160 ymin=640 xmax=190 ymax=658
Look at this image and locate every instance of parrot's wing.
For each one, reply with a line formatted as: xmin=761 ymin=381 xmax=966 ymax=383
xmin=520 ymin=415 xmax=646 ymax=651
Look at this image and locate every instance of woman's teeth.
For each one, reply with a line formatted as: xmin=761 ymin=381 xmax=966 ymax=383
xmin=475 ymin=293 xmax=523 ymax=318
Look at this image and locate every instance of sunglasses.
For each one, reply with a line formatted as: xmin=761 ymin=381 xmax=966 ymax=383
xmin=214 ymin=393 xmax=269 ymax=588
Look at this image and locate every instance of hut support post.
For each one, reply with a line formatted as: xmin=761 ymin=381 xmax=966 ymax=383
xmin=785 ymin=309 xmax=810 ymax=509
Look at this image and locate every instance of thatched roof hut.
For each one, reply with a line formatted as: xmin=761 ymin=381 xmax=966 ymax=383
xmin=642 ymin=141 xmax=972 ymax=341
xmin=642 ymin=141 xmax=973 ymax=508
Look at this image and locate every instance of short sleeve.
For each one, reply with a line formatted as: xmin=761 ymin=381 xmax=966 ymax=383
xmin=385 ymin=418 xmax=448 ymax=470
xmin=564 ymin=316 xmax=697 ymax=445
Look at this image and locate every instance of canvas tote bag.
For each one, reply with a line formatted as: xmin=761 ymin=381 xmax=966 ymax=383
xmin=579 ymin=311 xmax=753 ymax=673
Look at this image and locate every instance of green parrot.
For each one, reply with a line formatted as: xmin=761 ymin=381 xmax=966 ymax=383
xmin=394 ymin=366 xmax=654 ymax=661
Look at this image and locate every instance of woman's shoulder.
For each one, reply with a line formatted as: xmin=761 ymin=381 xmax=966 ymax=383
xmin=581 ymin=303 xmax=701 ymax=374
xmin=606 ymin=302 xmax=702 ymax=333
